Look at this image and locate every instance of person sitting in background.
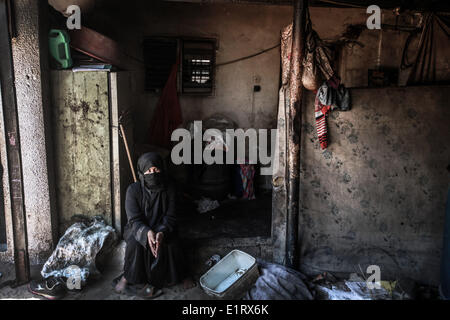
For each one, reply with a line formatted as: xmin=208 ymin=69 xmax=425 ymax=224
xmin=113 ymin=152 xmax=194 ymax=298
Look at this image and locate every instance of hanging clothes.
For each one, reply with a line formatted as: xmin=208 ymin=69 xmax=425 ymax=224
xmin=403 ymin=13 xmax=450 ymax=85
xmin=148 ymin=62 xmax=183 ymax=150
xmin=232 ymin=163 xmax=256 ymax=200
xmin=239 ymin=164 xmax=256 ymax=200
xmin=302 ymin=9 xmax=335 ymax=91
xmin=314 ymin=77 xmax=351 ymax=150
xmin=280 ymin=8 xmax=351 ymax=151
xmin=281 ymin=12 xmax=335 ymax=92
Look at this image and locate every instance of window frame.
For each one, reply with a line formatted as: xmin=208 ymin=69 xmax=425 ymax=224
xmin=143 ymin=36 xmax=217 ymax=96
xmin=180 ymin=37 xmax=217 ymax=96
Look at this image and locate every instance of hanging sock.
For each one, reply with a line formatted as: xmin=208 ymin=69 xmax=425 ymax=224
xmin=313 ymin=78 xmax=351 ymax=150
xmin=316 ymin=115 xmax=328 ymax=150
xmin=314 ymin=92 xmax=332 ymax=150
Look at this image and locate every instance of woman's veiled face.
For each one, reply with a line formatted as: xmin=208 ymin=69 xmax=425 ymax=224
xmin=144 ymin=167 xmax=161 ymax=175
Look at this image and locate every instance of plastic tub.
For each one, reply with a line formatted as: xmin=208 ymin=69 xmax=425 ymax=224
xmin=200 ymin=250 xmax=259 ymax=300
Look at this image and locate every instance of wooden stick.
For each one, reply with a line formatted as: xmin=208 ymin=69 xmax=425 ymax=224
xmin=119 ymin=123 xmax=137 ymax=182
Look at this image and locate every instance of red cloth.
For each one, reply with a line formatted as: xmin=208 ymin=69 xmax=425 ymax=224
xmin=148 ymin=62 xmax=183 ymax=149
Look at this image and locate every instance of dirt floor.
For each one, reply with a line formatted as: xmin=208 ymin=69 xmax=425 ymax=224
xmin=179 ymin=193 xmax=272 ymax=239
xmin=1 ymin=240 xmax=442 ymax=300
xmin=0 ymin=243 xmax=212 ymax=300
xmin=0 ymin=260 xmax=443 ymax=300
xmin=0 ymin=264 xmax=212 ymax=300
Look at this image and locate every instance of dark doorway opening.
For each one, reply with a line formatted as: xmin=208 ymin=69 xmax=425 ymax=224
xmin=177 ymin=190 xmax=272 ymax=240
xmin=164 ymin=135 xmax=273 ymax=241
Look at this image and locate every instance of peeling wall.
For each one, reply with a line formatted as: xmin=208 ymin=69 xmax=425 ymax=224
xmin=50 ymin=71 xmax=112 ymax=232
xmin=299 ymin=86 xmax=450 ymax=285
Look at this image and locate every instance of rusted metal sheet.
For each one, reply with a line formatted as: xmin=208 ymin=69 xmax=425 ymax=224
xmin=0 ymin=0 xmax=30 ymax=284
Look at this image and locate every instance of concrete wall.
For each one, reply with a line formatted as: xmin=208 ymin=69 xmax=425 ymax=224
xmin=51 ymin=71 xmax=112 ymax=232
xmin=299 ymin=86 xmax=450 ymax=285
xmin=0 ymin=0 xmax=58 ymax=264
xmin=83 ymin=3 xmax=450 ymax=142
xmin=85 ymin=1 xmax=291 ymax=141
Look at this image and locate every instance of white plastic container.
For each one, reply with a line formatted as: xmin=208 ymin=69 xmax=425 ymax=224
xmin=200 ymin=250 xmax=259 ymax=300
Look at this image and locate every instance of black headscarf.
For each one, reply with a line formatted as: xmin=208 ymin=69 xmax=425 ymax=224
xmin=136 ymin=152 xmax=169 ymax=230
xmin=137 ymin=152 xmax=166 ymax=192
xmin=123 ymin=153 xmax=181 ymax=288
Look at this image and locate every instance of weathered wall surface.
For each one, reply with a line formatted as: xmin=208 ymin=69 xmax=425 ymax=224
xmin=86 ymin=1 xmax=291 ymax=141
xmin=51 ymin=71 xmax=112 ymax=232
xmin=299 ymin=86 xmax=450 ymax=285
xmin=1 ymin=0 xmax=58 ymax=264
xmin=83 ymin=3 xmax=450 ymax=142
xmin=80 ymin=3 xmax=450 ymax=285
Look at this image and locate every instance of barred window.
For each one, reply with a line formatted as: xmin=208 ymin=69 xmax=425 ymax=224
xmin=143 ymin=37 xmax=216 ymax=95
xmin=182 ymin=39 xmax=215 ymax=94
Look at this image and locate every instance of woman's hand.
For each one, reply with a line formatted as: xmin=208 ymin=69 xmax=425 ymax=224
xmin=147 ymin=230 xmax=157 ymax=257
xmin=155 ymin=232 xmax=164 ymax=258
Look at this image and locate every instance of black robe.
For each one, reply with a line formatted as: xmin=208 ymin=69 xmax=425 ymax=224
xmin=122 ymin=154 xmax=184 ymax=288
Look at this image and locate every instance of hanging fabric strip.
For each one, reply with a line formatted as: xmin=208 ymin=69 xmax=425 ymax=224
xmin=406 ymin=13 xmax=450 ymax=85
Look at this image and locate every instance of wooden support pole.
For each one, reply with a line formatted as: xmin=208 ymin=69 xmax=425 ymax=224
xmin=286 ymin=0 xmax=307 ymax=269
xmin=119 ymin=123 xmax=137 ymax=183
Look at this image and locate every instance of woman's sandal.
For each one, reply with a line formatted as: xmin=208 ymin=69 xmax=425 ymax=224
xmin=137 ymin=284 xmax=163 ymax=300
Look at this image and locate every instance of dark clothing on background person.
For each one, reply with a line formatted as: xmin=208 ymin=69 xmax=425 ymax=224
xmin=122 ymin=153 xmax=184 ymax=289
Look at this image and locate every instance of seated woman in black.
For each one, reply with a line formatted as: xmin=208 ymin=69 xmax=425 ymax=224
xmin=114 ymin=152 xmax=193 ymax=298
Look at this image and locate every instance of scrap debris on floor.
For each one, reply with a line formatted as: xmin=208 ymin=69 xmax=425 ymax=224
xmin=0 ymin=213 xmax=442 ymax=301
xmin=0 ymin=212 xmax=443 ymax=301
xmin=41 ymin=216 xmax=117 ymax=287
xmin=244 ymin=260 xmax=313 ymax=300
xmin=0 ymin=245 xmax=442 ymax=300
xmin=195 ymin=198 xmax=220 ymax=214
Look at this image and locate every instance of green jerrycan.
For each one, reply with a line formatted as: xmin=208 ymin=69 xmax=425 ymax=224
xmin=49 ymin=29 xmax=73 ymax=69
